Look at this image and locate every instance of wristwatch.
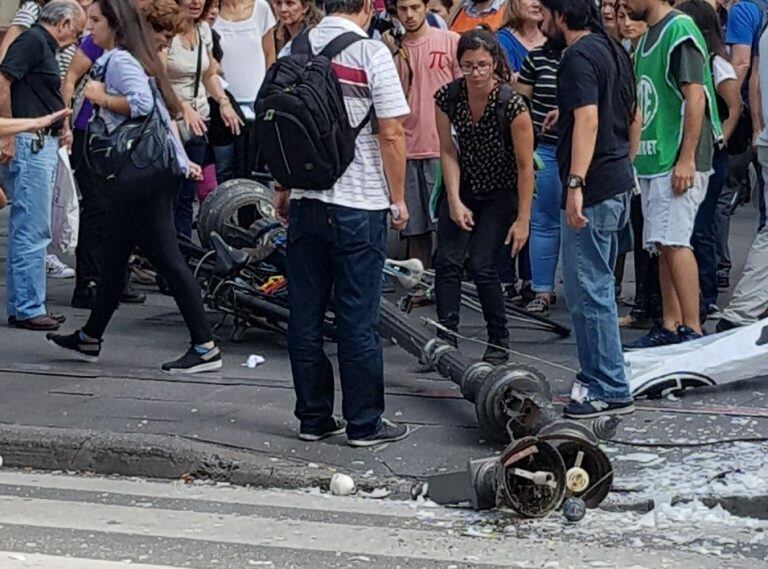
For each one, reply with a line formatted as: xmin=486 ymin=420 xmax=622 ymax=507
xmin=566 ymin=174 xmax=585 ymax=190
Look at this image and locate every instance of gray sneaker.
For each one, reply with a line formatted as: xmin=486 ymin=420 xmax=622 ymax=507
xmin=347 ymin=418 xmax=410 ymax=448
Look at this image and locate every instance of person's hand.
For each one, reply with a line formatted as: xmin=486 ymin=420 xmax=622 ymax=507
xmin=182 ymin=102 xmax=207 ymax=137
xmin=0 ymin=136 xmax=15 ymax=165
xmin=449 ymin=199 xmax=474 ymax=232
xmin=58 ymin=120 xmax=74 ymax=152
xmin=220 ymin=101 xmax=243 ymax=136
xmin=273 ymin=189 xmax=290 ymax=225
xmin=671 ymin=157 xmax=695 ymax=195
xmin=187 ymin=161 xmax=203 ymax=180
xmin=390 ymin=199 xmax=409 ymax=231
xmin=542 ymin=109 xmax=559 ymax=133
xmin=566 ymin=187 xmax=588 ymax=229
xmin=83 ymin=80 xmax=108 ymax=105
xmin=505 ymin=217 xmax=530 ymax=257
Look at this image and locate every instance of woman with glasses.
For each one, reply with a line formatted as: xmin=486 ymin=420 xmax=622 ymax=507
xmin=433 ymin=27 xmax=534 ymax=364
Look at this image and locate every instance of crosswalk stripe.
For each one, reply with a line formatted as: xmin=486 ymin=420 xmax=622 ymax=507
xmin=0 ymin=493 xmax=742 ymax=568
xmin=0 ymin=471 xmax=415 ymax=518
xmin=0 ymin=551 xmax=187 ymax=569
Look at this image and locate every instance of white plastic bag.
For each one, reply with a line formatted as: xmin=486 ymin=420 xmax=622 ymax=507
xmin=627 ymin=321 xmax=768 ymax=397
xmin=51 ymin=147 xmax=79 ymax=254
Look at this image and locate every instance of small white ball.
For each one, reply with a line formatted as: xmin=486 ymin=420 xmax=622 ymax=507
xmin=330 ymin=473 xmax=356 ymax=496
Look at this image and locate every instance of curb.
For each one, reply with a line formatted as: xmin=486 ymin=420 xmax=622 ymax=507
xmin=0 ymin=424 xmax=413 ymax=498
xmin=0 ymin=424 xmax=765 ymax=520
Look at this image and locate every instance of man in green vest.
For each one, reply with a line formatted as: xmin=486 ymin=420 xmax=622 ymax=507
xmin=623 ymin=0 xmax=723 ymax=351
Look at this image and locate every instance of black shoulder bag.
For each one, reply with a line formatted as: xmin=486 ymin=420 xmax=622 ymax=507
xmin=85 ymin=58 xmax=182 ymax=202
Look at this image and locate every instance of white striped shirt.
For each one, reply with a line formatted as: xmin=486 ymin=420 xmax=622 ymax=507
xmin=287 ymin=16 xmax=410 ymax=210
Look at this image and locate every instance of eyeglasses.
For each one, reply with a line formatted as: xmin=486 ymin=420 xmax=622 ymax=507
xmin=459 ymin=62 xmax=493 ymax=76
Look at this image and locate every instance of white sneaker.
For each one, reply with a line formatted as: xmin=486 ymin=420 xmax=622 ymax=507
xmin=46 ymin=254 xmax=75 ymax=279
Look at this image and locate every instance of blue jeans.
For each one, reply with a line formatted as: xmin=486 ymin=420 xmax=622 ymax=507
xmin=173 ymin=137 xmax=207 ymax=239
xmin=561 ymin=192 xmax=631 ymax=403
xmin=692 ymin=147 xmax=728 ymax=307
xmin=286 ymin=198 xmax=388 ymax=439
xmin=530 ymin=142 xmax=562 ymax=293
xmin=3 ymin=133 xmax=57 ymax=320
xmin=212 ymin=143 xmax=235 ymax=184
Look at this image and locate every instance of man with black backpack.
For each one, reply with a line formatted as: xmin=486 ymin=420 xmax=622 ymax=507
xmin=261 ymin=0 xmax=412 ymax=446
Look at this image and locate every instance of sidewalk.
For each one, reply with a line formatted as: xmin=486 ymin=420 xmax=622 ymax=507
xmin=0 ymin=204 xmax=766 ymax=519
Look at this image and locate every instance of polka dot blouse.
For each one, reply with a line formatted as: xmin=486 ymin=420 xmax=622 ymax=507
xmin=435 ymin=78 xmax=528 ymax=198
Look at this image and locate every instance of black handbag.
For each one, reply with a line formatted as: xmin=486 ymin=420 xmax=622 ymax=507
xmin=85 ymin=72 xmax=181 ymax=202
xmin=208 ymin=89 xmax=245 ymax=146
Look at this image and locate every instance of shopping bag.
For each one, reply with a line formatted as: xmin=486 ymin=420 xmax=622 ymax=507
xmin=51 ymin=146 xmax=79 ymax=254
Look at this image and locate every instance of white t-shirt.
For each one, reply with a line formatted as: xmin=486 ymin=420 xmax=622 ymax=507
xmin=167 ymin=23 xmax=214 ymax=119
xmin=712 ymin=54 xmax=737 ymax=87
xmin=213 ymin=0 xmax=275 ymax=104
xmin=287 ymin=16 xmax=410 ymax=210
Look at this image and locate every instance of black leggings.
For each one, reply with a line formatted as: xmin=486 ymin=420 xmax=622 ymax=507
xmin=434 ymin=193 xmax=517 ymax=340
xmin=83 ymin=179 xmax=213 ymax=345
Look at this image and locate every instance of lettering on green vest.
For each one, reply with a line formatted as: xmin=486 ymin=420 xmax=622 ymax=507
xmin=633 ymin=13 xmax=723 ymax=176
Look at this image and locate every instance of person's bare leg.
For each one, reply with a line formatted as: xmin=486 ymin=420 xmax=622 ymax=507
xmin=659 ymin=248 xmax=682 ymax=332
xmin=665 ymin=246 xmax=702 ymax=333
xmin=407 ymin=233 xmax=434 ymax=269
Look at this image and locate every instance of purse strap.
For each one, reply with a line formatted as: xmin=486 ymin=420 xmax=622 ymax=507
xmin=193 ymin=25 xmax=203 ymax=101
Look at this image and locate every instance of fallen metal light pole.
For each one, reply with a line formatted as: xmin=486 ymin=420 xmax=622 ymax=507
xmin=425 ymin=419 xmax=615 ymax=517
xmin=379 ymin=298 xmax=558 ymax=443
xmin=378 ymin=297 xmax=617 ymax=518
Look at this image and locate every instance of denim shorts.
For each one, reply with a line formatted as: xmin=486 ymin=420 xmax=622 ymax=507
xmin=640 ymin=170 xmax=710 ymax=253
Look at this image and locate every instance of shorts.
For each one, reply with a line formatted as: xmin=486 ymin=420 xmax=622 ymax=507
xmin=402 ymin=158 xmax=438 ymax=237
xmin=639 ymin=170 xmax=710 ymax=253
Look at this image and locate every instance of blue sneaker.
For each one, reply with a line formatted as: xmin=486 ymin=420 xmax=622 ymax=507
xmin=677 ymin=325 xmax=704 ymax=343
xmin=563 ymin=399 xmax=635 ymax=419
xmin=622 ymin=323 xmax=681 ymax=351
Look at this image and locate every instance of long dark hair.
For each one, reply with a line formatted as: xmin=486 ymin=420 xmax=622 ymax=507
xmin=95 ymin=0 xmax=180 ymax=115
xmin=677 ymin=0 xmax=728 ymax=59
xmin=540 ymin=0 xmax=636 ymax=125
xmin=457 ymin=26 xmax=511 ymax=83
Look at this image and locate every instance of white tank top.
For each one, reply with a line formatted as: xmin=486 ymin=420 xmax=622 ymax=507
xmin=213 ymin=0 xmax=276 ymax=105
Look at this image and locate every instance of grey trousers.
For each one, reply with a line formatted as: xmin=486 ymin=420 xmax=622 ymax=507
xmin=720 ymin=146 xmax=768 ymax=325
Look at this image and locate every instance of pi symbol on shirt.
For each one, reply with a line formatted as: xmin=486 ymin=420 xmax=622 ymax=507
xmin=637 ymin=76 xmax=658 ymax=127
xmin=428 ymin=51 xmax=449 ymax=70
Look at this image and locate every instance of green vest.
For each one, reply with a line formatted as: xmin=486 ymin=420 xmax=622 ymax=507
xmin=633 ymin=13 xmax=723 ymax=177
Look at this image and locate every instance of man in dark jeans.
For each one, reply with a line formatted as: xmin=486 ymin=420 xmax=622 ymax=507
xmin=273 ymin=0 xmax=411 ymax=447
xmin=541 ymin=0 xmax=637 ymax=418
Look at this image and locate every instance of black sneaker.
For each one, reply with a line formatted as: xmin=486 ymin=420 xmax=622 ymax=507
xmin=677 ymin=325 xmax=704 ymax=343
xmin=483 ymin=338 xmax=509 ymax=365
xmin=299 ymin=417 xmax=346 ymax=442
xmin=622 ymin=322 xmax=681 ymax=351
xmin=161 ymin=345 xmax=223 ymax=374
xmin=716 ymin=318 xmax=741 ymax=333
xmin=563 ymin=399 xmax=635 ymax=419
xmin=46 ymin=331 xmax=101 ymax=363
xmin=348 ymin=418 xmax=410 ymax=448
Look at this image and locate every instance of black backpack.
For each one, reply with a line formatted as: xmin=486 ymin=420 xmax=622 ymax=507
xmin=254 ymin=31 xmax=372 ymax=190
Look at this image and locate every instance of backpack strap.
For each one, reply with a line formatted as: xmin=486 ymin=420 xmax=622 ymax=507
xmin=318 ymin=32 xmax=373 ymax=134
xmin=496 ymin=82 xmax=515 ymax=155
xmin=292 ymin=29 xmax=313 ymax=55
xmin=444 ymin=79 xmax=463 ymax=121
xmin=320 ymin=31 xmax=367 ymax=59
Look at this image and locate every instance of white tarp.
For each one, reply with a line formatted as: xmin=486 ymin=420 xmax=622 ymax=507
xmin=626 ymin=320 xmax=768 ymax=397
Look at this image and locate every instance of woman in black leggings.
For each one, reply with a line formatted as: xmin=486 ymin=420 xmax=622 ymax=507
xmin=433 ymin=28 xmax=534 ymax=364
xmin=47 ymin=0 xmax=222 ymax=374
